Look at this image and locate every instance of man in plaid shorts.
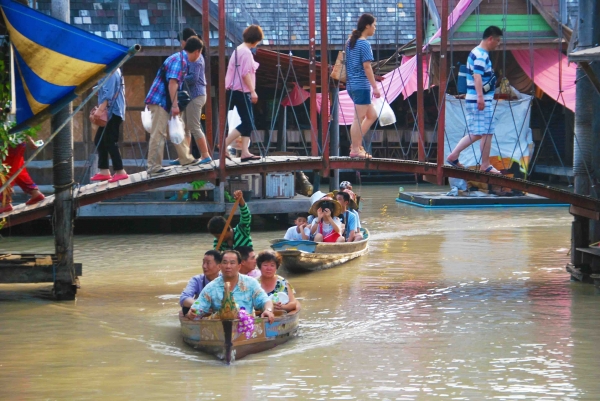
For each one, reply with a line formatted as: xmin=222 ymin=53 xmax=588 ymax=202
xmin=446 ymin=26 xmax=503 ymax=174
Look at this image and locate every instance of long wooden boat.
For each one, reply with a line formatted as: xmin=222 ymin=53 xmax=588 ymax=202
xmin=270 ymin=228 xmax=369 ymax=273
xmin=180 ymin=307 xmax=300 ymax=364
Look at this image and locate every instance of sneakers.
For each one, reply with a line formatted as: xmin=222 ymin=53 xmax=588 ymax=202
xmin=169 ymin=160 xmax=180 ymax=166
xmin=25 ymin=193 xmax=45 ymax=206
xmin=0 ymin=204 xmax=13 ymax=214
xmin=149 ymin=168 xmax=170 ymax=177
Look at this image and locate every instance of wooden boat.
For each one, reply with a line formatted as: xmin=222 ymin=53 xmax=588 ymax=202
xmin=270 ymin=228 xmax=369 ymax=273
xmin=179 ymin=308 xmax=300 ymax=364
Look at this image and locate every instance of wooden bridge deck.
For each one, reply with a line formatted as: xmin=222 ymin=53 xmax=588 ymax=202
xmin=1 ymin=155 xmax=598 ymax=228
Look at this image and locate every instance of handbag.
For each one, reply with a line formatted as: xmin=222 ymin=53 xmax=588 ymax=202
xmin=90 ymin=71 xmax=122 ymax=127
xmin=330 ymin=51 xmax=347 ymax=83
xmin=89 ymin=106 xmax=108 ymax=127
xmin=164 ymin=51 xmax=192 ymax=112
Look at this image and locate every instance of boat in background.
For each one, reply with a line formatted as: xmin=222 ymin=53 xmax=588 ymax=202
xmin=270 ymin=228 xmax=369 ymax=273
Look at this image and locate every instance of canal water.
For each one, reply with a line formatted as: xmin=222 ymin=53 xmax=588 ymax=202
xmin=1 ymin=185 xmax=599 ymax=400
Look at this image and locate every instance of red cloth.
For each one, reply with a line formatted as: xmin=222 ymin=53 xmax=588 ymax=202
xmin=3 ymin=143 xmax=38 ymax=196
xmin=281 ymin=83 xmax=310 ymax=107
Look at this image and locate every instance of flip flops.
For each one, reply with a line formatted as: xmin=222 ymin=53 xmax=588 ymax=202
xmin=446 ymin=158 xmax=464 ymax=168
xmin=349 ymin=149 xmax=372 ymax=159
xmin=240 ymin=155 xmax=261 ymax=162
xmin=484 ymin=165 xmax=502 ymax=174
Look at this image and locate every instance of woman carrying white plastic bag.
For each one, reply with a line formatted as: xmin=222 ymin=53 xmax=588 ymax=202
xmin=168 ymin=115 xmax=186 ymax=145
xmin=371 ymin=97 xmax=396 ymax=127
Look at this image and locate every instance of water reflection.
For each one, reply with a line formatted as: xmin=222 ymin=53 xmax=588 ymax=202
xmin=1 ymin=185 xmax=599 ymax=399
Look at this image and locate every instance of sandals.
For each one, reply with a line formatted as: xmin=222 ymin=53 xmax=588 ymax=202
xmin=240 ymin=155 xmax=261 ymax=162
xmin=349 ymin=149 xmax=372 ymax=159
xmin=483 ymin=165 xmax=502 ymax=174
xmin=446 ymin=158 xmax=464 ymax=168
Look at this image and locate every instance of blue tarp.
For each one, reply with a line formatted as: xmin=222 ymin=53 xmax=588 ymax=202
xmin=0 ymin=0 xmax=130 ymax=132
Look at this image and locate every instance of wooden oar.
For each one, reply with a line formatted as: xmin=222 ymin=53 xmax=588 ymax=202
xmin=216 ymin=197 xmax=241 ymax=251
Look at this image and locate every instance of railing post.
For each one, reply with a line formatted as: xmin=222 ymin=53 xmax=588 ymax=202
xmin=436 ymin=0 xmax=449 ymax=185
xmin=218 ymin=0 xmax=227 ymax=182
xmin=416 ymin=0 xmax=425 ymax=162
xmin=330 ymin=86 xmax=340 ymax=191
xmin=309 ymin=0 xmax=318 ymax=156
xmin=320 ymin=0 xmax=329 ymax=175
xmin=203 ymin=0 xmax=213 ymax=149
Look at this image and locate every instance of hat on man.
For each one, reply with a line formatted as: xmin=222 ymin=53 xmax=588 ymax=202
xmin=308 ymin=191 xmax=342 ymax=217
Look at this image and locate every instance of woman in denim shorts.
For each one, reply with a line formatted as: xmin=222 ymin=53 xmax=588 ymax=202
xmin=345 ymin=14 xmax=381 ymax=159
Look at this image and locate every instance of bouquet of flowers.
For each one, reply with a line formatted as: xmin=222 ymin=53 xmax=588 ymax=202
xmin=237 ymin=307 xmax=255 ymax=339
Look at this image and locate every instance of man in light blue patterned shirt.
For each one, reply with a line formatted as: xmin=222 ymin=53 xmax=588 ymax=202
xmin=187 ymin=250 xmax=275 ymax=323
xmin=446 ymin=26 xmax=503 ymax=174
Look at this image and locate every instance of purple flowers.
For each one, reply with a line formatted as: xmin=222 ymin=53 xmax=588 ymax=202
xmin=237 ymin=307 xmax=255 ymax=339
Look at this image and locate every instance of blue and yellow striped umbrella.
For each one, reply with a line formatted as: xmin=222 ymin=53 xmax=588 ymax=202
xmin=0 ymin=0 xmax=131 ymax=132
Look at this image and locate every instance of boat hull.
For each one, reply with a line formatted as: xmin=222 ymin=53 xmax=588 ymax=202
xmin=180 ymin=308 xmax=300 ymax=364
xmin=272 ymin=229 xmax=369 ymax=273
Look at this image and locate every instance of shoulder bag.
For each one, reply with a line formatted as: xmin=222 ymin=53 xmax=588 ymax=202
xmin=164 ymin=51 xmax=192 ymax=112
xmin=90 ymin=71 xmax=122 ymax=127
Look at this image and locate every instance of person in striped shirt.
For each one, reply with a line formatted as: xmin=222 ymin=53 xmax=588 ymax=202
xmin=446 ymin=26 xmax=503 ymax=174
xmin=208 ymin=190 xmax=253 ymax=251
xmin=346 ymin=13 xmax=381 ymax=159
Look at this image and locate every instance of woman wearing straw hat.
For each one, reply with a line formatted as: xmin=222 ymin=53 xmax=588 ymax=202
xmin=308 ymin=193 xmax=344 ymax=243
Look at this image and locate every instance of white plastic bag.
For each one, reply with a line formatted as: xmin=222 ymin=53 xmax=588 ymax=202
xmin=372 ymin=97 xmax=396 ymax=127
xmin=141 ymin=106 xmax=152 ymax=133
xmin=448 ymin=177 xmax=467 ymax=191
xmin=227 ymin=107 xmax=241 ymax=134
xmin=168 ymin=116 xmax=185 ymax=144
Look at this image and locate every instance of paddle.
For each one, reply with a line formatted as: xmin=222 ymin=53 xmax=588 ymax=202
xmin=216 ymin=197 xmax=241 ymax=251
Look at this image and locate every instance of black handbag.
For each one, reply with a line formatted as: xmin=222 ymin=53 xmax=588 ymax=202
xmin=482 ymin=74 xmax=497 ymax=94
xmin=163 ymin=51 xmax=192 ymax=112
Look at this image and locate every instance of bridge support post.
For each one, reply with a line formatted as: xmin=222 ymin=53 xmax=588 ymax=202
xmin=435 ymin=0 xmax=449 ymax=185
xmin=569 ymin=215 xmax=591 ymax=281
xmin=51 ymin=0 xmax=77 ymax=300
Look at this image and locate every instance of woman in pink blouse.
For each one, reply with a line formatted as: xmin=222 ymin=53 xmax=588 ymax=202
xmin=224 ymin=25 xmax=263 ymax=162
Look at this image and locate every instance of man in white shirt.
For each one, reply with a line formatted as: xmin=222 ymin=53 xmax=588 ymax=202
xmin=284 ymin=212 xmax=311 ymax=241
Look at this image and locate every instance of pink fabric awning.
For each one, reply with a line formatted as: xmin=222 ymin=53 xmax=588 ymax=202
xmin=511 ymin=49 xmax=576 ymax=112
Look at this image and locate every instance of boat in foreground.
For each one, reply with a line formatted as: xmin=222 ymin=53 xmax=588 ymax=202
xmin=180 ymin=307 xmax=300 ymax=364
xmin=270 ymin=228 xmax=369 ymax=273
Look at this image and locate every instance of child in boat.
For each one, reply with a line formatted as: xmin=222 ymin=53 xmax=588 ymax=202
xmin=309 ymin=197 xmax=344 ymax=243
xmin=284 ymin=212 xmax=310 ymax=241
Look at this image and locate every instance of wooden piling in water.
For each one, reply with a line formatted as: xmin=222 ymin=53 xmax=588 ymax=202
xmin=50 ymin=0 xmax=78 ymax=300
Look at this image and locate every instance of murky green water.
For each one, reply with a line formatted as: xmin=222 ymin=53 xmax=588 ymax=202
xmin=1 ymin=185 xmax=598 ymax=400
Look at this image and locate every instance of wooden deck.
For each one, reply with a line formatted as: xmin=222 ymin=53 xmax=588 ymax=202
xmin=1 ymin=155 xmax=599 ymax=228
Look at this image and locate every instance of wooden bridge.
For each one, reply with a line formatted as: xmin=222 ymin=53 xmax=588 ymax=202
xmin=2 ymin=155 xmax=599 ymax=228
